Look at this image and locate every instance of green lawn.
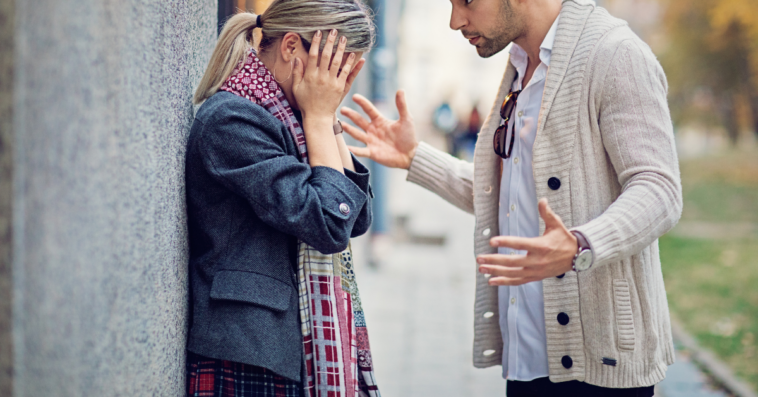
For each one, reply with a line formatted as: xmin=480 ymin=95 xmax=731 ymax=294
xmin=660 ymin=150 xmax=758 ymax=391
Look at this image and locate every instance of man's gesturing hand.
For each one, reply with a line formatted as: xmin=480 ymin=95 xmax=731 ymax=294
xmin=339 ymin=90 xmax=419 ymax=170
xmin=477 ymin=199 xmax=578 ymax=286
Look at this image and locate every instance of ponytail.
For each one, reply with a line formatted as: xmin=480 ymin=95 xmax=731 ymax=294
xmin=193 ymin=12 xmax=260 ymax=104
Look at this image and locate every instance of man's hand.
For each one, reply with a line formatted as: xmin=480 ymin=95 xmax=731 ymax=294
xmin=477 ymin=199 xmax=578 ymax=286
xmin=339 ymin=90 xmax=419 ymax=170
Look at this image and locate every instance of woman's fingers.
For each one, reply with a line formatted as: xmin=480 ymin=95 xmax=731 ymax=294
xmin=320 ymin=29 xmax=337 ymax=72
xmin=331 ymin=36 xmax=347 ymax=77
xmin=342 ymin=122 xmax=368 ymax=143
xmin=340 ymin=107 xmax=371 ymax=131
xmin=345 ymin=58 xmax=366 ymax=87
xmin=291 ymin=58 xmax=304 ymax=89
xmin=306 ymin=31 xmax=322 ymax=76
xmin=347 ymin=145 xmax=371 ymax=158
xmin=338 ymin=54 xmax=356 ymax=84
xmin=352 ymin=94 xmax=383 ymax=121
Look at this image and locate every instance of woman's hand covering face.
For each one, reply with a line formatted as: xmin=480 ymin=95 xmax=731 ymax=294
xmin=292 ymin=29 xmax=362 ymax=120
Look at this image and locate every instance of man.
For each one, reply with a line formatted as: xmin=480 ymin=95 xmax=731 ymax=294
xmin=340 ymin=0 xmax=682 ymax=395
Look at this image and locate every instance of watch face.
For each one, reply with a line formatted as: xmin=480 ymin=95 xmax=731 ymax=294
xmin=575 ymin=250 xmax=593 ymax=271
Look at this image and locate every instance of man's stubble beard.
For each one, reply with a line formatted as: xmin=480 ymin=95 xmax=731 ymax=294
xmin=476 ymin=0 xmax=524 ymax=58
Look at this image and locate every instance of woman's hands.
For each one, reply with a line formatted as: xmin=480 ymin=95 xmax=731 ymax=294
xmin=340 ymin=90 xmax=419 ymax=170
xmin=292 ymin=30 xmax=357 ymax=121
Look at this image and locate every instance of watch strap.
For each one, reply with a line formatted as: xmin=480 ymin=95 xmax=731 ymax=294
xmin=333 ymin=119 xmax=344 ymax=135
xmin=571 ymin=231 xmax=593 ymax=272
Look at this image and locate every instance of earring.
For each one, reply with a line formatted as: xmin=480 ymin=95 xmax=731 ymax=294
xmin=273 ymin=59 xmax=294 ymax=84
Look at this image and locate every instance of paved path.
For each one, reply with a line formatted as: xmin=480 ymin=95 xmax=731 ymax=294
xmin=351 ymin=166 xmax=730 ymax=397
xmin=352 ymin=168 xmax=504 ymax=396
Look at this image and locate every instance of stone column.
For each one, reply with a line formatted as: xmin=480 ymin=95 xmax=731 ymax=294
xmin=0 ymin=0 xmax=15 ymax=395
xmin=12 ymin=0 xmax=215 ymax=395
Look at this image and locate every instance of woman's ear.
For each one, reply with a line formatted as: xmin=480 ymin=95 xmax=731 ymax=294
xmin=279 ymin=32 xmax=302 ymax=62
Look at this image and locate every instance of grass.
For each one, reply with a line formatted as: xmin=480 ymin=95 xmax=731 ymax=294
xmin=660 ymin=150 xmax=758 ymax=391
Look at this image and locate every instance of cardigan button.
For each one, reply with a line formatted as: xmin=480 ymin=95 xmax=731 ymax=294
xmin=548 ymin=177 xmax=561 ymax=190
xmin=556 ymin=273 xmax=565 ymax=279
xmin=339 ymin=203 xmax=350 ymax=215
xmin=557 ymin=312 xmax=569 ymax=326
xmin=562 ymin=355 xmax=573 ymax=369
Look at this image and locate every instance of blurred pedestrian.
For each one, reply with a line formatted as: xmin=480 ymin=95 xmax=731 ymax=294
xmin=340 ymin=0 xmax=682 ymax=395
xmin=459 ymin=105 xmax=482 ymax=160
xmin=432 ymin=101 xmax=459 ymax=154
xmin=185 ymin=2 xmax=381 ymax=396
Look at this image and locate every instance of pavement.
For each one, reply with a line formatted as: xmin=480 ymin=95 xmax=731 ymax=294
xmin=350 ymin=166 xmax=731 ymax=397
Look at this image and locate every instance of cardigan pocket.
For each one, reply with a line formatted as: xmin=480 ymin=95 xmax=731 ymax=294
xmin=210 ymin=270 xmax=293 ymax=312
xmin=613 ymin=279 xmax=636 ymax=351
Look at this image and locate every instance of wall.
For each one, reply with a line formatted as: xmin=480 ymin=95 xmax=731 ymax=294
xmin=0 ymin=0 xmax=15 ymax=394
xmin=11 ymin=0 xmax=215 ymax=395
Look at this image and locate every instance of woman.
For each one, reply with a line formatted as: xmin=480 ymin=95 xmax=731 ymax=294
xmin=184 ymin=1 xmax=378 ymax=396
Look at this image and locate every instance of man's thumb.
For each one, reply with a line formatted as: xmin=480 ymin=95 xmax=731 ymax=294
xmin=396 ymin=90 xmax=411 ymax=120
xmin=538 ymin=198 xmax=564 ymax=229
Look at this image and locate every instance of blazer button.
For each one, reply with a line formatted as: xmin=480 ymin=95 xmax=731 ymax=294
xmin=548 ymin=177 xmax=561 ymax=190
xmin=557 ymin=312 xmax=569 ymax=326
xmin=339 ymin=203 xmax=350 ymax=215
xmin=556 ymin=273 xmax=565 ymax=279
xmin=562 ymin=355 xmax=573 ymax=369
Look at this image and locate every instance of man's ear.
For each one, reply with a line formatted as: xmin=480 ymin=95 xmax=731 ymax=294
xmin=279 ymin=32 xmax=301 ymax=62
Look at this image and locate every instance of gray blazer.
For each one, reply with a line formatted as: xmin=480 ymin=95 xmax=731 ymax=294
xmin=185 ymin=91 xmax=372 ymax=381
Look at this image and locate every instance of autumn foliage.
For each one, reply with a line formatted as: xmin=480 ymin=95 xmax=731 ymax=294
xmin=658 ymin=0 xmax=758 ymax=142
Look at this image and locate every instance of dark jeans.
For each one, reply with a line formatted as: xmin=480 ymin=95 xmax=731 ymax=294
xmin=507 ymin=377 xmax=655 ymax=397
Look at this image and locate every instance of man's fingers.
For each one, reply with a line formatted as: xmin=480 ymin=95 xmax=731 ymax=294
xmin=347 ymin=145 xmax=370 ymax=158
xmin=489 ymin=236 xmax=535 ymax=251
xmin=487 ymin=276 xmax=537 ymax=287
xmin=538 ymin=198 xmax=565 ymax=229
xmin=340 ymin=107 xmax=371 ymax=131
xmin=396 ymin=90 xmax=411 ymax=120
xmin=476 ymin=253 xmax=529 ymax=267
xmin=342 ymin=122 xmax=368 ymax=143
xmin=352 ymin=93 xmax=383 ymax=121
xmin=478 ymin=265 xmax=530 ymax=278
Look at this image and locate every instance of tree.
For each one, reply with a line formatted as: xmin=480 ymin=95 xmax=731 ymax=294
xmin=659 ymin=0 xmax=758 ymax=143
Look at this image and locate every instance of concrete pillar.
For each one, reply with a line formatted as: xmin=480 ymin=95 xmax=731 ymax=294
xmin=0 ymin=0 xmax=15 ymax=395
xmin=11 ymin=0 xmax=215 ymax=395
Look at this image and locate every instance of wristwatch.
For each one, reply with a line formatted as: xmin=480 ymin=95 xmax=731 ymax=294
xmin=333 ymin=119 xmax=344 ymax=135
xmin=571 ymin=231 xmax=593 ymax=272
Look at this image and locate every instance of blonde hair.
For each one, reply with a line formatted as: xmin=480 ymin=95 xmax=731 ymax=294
xmin=193 ymin=0 xmax=375 ymax=105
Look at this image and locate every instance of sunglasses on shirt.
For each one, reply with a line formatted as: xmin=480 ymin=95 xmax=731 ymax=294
xmin=493 ymin=72 xmax=522 ymax=159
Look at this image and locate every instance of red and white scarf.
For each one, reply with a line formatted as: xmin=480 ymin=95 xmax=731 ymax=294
xmin=220 ymin=49 xmax=380 ymax=397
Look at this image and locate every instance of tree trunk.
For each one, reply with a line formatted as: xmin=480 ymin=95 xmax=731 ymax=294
xmin=719 ymin=93 xmax=740 ymax=145
xmin=748 ymin=89 xmax=758 ymax=140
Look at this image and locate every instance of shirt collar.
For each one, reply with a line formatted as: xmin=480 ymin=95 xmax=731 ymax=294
xmin=509 ymin=15 xmax=560 ymax=69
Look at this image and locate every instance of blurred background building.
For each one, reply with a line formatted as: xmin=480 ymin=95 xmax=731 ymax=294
xmin=1 ymin=0 xmax=756 ymax=396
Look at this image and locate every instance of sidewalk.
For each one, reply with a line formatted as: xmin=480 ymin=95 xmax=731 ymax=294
xmin=351 ymin=166 xmax=731 ymax=397
xmin=352 ymin=167 xmax=504 ymax=396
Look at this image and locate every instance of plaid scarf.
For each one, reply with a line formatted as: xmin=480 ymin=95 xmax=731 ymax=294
xmin=220 ymin=49 xmax=380 ymax=397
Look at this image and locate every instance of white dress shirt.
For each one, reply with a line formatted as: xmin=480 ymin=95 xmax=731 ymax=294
xmin=497 ymin=16 xmax=559 ymax=381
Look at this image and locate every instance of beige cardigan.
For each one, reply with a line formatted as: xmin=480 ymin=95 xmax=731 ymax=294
xmin=406 ymin=0 xmax=682 ymax=388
